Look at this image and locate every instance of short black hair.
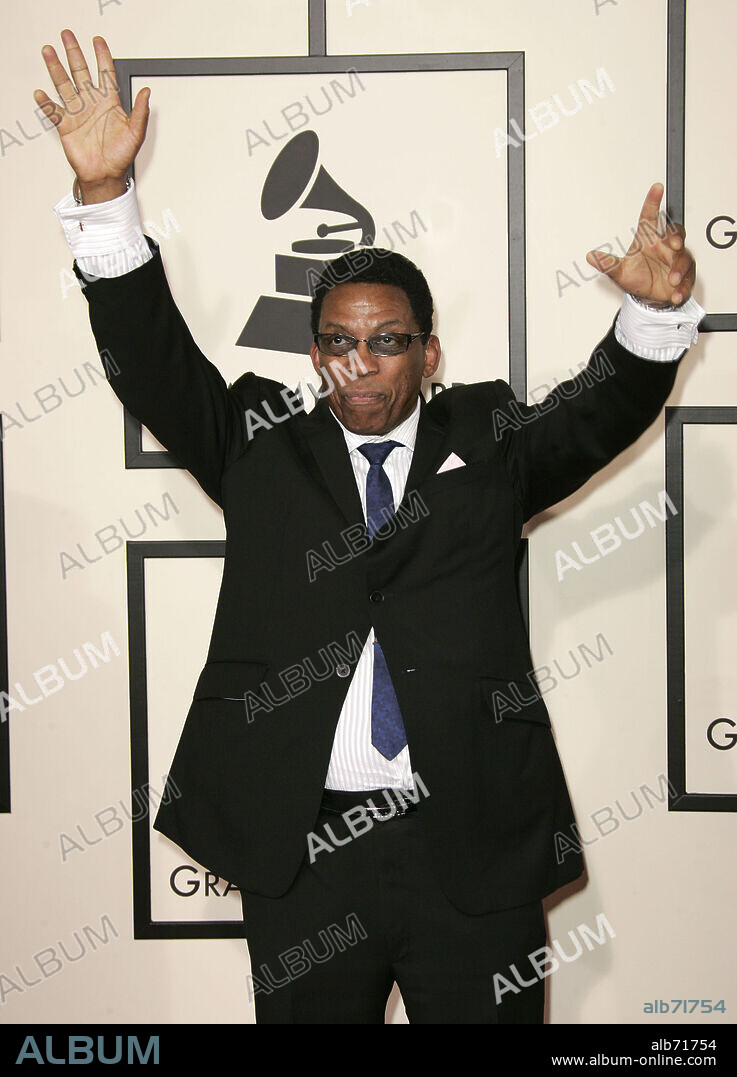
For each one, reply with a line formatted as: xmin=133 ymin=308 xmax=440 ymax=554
xmin=310 ymin=248 xmax=434 ymax=341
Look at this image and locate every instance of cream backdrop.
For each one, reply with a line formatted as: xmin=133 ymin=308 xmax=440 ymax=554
xmin=0 ymin=0 xmax=734 ymax=1025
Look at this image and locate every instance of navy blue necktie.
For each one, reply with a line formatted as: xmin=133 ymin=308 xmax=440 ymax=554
xmin=357 ymin=441 xmax=408 ymax=760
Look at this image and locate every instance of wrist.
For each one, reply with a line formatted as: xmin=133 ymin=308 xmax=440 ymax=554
xmin=628 ymin=293 xmax=678 ymax=312
xmin=616 ymin=292 xmax=706 ymax=363
xmin=74 ymin=176 xmax=130 ymax=205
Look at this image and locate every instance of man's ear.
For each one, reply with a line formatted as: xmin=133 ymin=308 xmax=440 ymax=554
xmin=422 ymin=334 xmax=441 ymax=379
xmin=309 ymin=342 xmax=322 ymax=379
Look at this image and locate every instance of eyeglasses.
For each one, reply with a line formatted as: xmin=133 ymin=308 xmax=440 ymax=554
xmin=313 ymin=332 xmax=424 ymax=357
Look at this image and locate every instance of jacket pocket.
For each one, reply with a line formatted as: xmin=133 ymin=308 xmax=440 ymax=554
xmin=193 ymin=659 xmax=270 ymax=702
xmin=480 ymin=675 xmax=551 ymax=726
xmin=422 ymin=459 xmax=489 ymax=496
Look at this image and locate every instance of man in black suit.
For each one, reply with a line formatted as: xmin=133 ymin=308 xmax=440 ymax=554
xmin=39 ymin=31 xmax=703 ymax=1023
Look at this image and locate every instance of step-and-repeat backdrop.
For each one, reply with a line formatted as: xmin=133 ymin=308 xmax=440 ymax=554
xmin=0 ymin=0 xmax=734 ymax=1024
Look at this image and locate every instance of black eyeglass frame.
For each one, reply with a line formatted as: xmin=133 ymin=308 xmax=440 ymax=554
xmin=313 ymin=332 xmax=426 ymax=356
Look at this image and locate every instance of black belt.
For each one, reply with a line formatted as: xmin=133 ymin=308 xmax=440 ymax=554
xmin=321 ymin=786 xmax=418 ymax=821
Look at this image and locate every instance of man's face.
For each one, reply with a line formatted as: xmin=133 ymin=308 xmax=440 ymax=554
xmin=309 ymin=283 xmax=441 ymax=435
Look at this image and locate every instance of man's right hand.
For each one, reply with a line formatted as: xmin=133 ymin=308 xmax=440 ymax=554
xmin=33 ymin=29 xmax=150 ymax=204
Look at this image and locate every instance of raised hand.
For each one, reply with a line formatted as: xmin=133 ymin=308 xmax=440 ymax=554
xmin=585 ymin=182 xmax=696 ymax=308
xmin=33 ymin=29 xmax=150 ymax=203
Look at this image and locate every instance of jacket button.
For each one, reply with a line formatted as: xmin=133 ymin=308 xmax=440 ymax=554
xmin=335 ymin=663 xmax=350 ymax=677
xmin=369 ymin=590 xmax=383 ymax=603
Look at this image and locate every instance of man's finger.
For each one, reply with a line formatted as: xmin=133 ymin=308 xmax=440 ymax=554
xmin=637 ymin=182 xmax=664 ymax=227
xmin=667 ymin=222 xmax=685 ymax=250
xmin=128 ymin=87 xmax=152 ymax=145
xmin=673 ymin=260 xmax=696 ymax=302
xmin=663 ymin=213 xmax=684 ymax=237
xmin=92 ymin=36 xmax=120 ymax=98
xmin=586 ymin=249 xmax=622 ymax=275
xmin=40 ymin=43 xmax=79 ymax=107
xmin=636 ymin=216 xmax=665 ymax=249
xmin=668 ymin=250 xmax=693 ymax=285
xmin=31 ymin=89 xmax=64 ymax=127
xmin=60 ymin=29 xmax=92 ymax=92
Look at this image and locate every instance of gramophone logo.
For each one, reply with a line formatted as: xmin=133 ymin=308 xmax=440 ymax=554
xmin=236 ymin=130 xmax=376 ymax=355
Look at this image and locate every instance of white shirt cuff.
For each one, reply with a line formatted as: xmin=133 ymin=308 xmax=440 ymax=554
xmin=614 ymin=292 xmax=706 ymax=362
xmin=52 ymin=178 xmax=154 ymax=278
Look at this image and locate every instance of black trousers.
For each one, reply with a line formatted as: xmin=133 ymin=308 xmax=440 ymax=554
xmin=239 ymin=796 xmax=546 ymax=1023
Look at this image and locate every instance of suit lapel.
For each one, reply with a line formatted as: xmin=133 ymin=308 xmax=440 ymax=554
xmin=297 ymin=396 xmax=365 ymax=527
xmin=397 ymin=395 xmax=448 ymax=514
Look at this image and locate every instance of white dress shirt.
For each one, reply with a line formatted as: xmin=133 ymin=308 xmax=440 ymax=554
xmin=325 ymin=398 xmax=421 ymax=790
xmin=52 ymin=180 xmax=706 ymax=791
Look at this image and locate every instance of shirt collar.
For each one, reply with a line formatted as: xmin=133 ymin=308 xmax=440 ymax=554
xmin=330 ymin=395 xmax=422 ymax=454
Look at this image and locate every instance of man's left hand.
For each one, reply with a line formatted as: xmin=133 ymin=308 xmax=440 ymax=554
xmin=585 ymin=182 xmax=696 ymax=307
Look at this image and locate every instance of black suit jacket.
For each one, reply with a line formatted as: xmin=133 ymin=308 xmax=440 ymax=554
xmin=74 ymin=239 xmax=683 ymax=914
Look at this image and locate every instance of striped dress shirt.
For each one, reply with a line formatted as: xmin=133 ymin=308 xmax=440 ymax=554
xmin=324 ymin=399 xmax=421 ymax=791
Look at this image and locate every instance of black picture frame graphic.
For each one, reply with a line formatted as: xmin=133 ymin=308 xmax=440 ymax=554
xmin=670 ymin=0 xmax=736 ymax=335
xmin=665 ymin=406 xmax=737 ymax=814
xmin=117 ymin=47 xmax=529 ymax=471
xmin=127 ymin=539 xmax=245 ymax=938
xmin=662 ymin=0 xmax=735 ymax=813
xmin=0 ymin=425 xmax=9 ymax=813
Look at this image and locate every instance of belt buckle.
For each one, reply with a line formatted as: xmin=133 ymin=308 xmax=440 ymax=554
xmin=368 ymin=795 xmax=407 ymax=821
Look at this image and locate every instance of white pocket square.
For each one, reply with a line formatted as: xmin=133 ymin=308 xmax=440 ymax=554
xmin=436 ymin=452 xmax=466 ymax=474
